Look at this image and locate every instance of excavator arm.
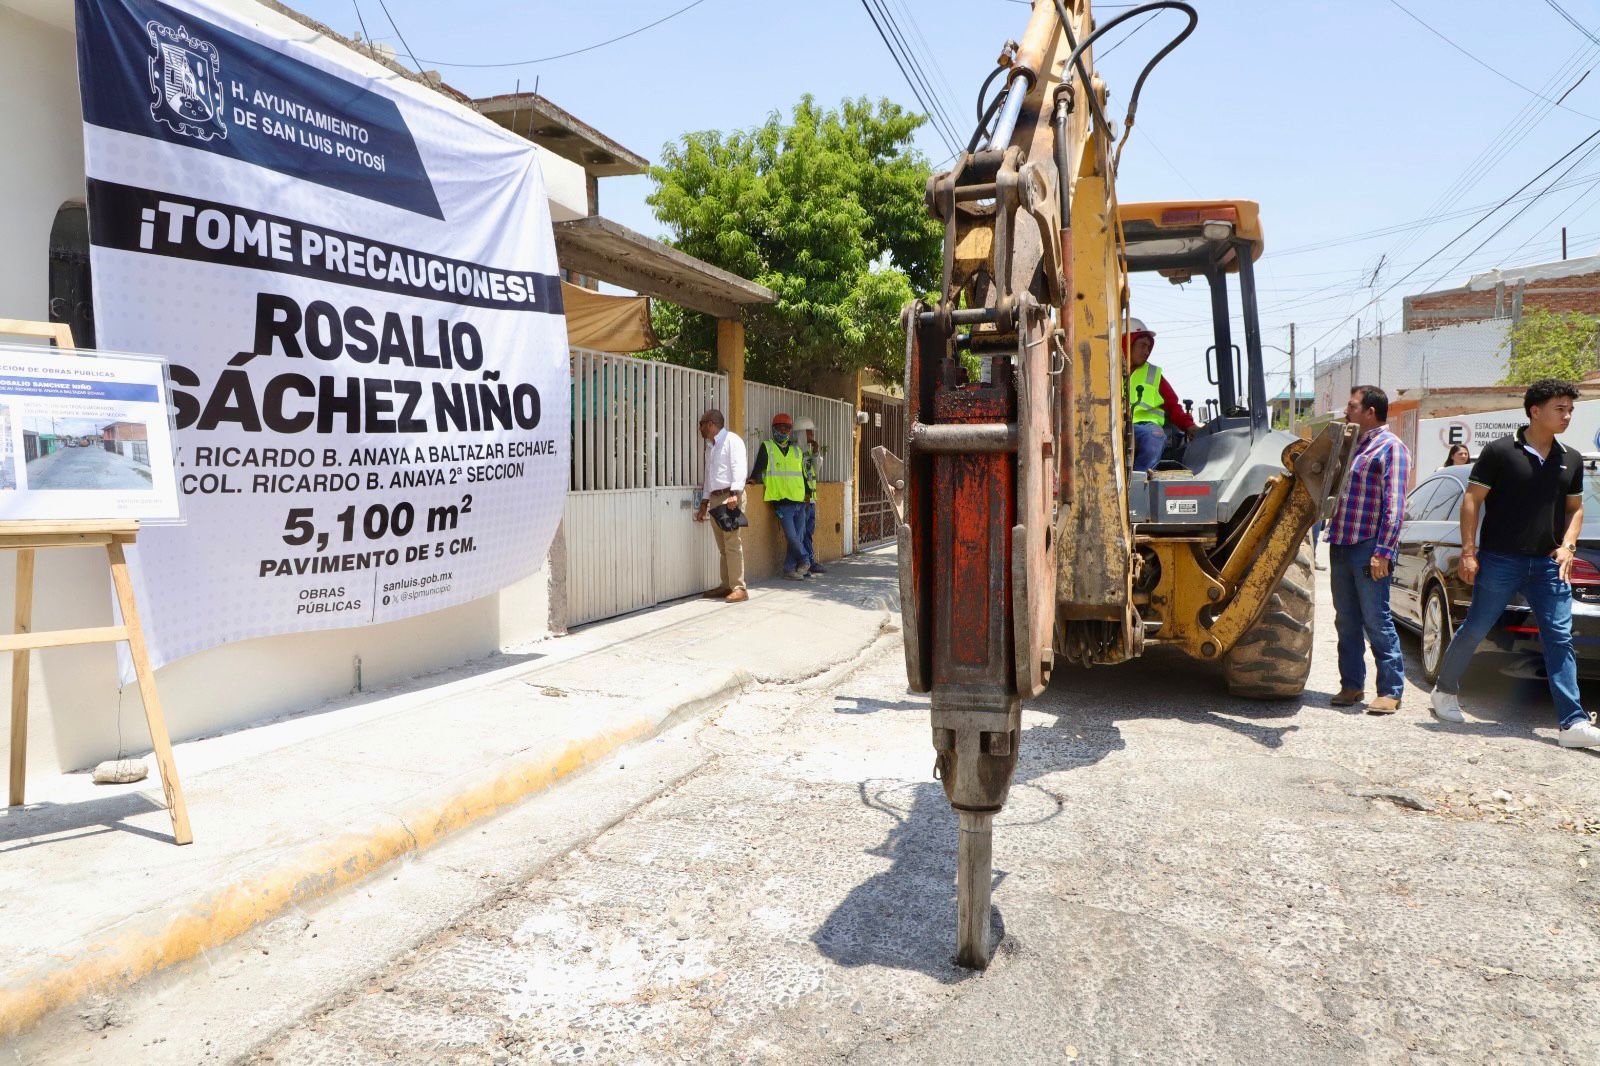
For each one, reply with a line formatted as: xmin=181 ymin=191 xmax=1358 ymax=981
xmin=874 ymin=0 xmax=1352 ymax=968
xmin=884 ymin=0 xmax=1107 ymax=969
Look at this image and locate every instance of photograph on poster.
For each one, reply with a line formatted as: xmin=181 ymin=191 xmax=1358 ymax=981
xmin=0 ymin=345 xmax=179 ymax=520
xmin=22 ymin=415 xmax=152 ymax=490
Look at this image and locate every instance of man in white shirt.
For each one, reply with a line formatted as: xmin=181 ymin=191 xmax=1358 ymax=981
xmin=694 ymin=409 xmax=749 ymax=603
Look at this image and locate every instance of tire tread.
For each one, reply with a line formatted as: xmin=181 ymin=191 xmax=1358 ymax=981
xmin=1224 ymin=545 xmax=1316 ymax=700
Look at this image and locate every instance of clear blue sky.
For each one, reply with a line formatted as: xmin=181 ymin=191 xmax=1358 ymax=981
xmin=291 ymin=0 xmax=1600 ymax=395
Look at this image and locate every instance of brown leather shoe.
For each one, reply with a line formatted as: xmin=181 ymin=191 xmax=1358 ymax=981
xmin=701 ymin=587 xmax=733 ymax=599
xmin=724 ymin=589 xmax=749 ymax=603
xmin=1329 ymin=688 xmax=1364 ymax=707
xmin=1366 ymin=696 xmax=1401 ymax=715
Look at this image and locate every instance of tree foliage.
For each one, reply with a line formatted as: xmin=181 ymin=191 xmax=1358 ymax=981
xmin=1502 ymin=307 xmax=1600 ymax=385
xmin=645 ymin=96 xmax=941 ymax=386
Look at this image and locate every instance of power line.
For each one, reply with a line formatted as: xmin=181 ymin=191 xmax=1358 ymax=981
xmin=373 ymin=0 xmax=421 ymax=72
xmin=350 ymin=0 xmax=372 ymax=45
xmin=417 ymin=0 xmax=713 ymax=69
xmin=867 ymin=0 xmax=963 ymax=151
xmin=1542 ymin=0 xmax=1600 ymax=48
xmin=1097 ymin=11 xmax=1158 ymax=60
xmin=1267 ymin=170 xmax=1600 ymax=257
xmin=1416 ymin=134 xmax=1600 ymax=294
xmin=1387 ymin=0 xmax=1600 ymax=121
xmin=889 ymin=0 xmax=964 ymax=123
xmin=1494 ymin=174 xmax=1600 ymax=265
xmin=1378 ymin=5 xmax=1599 ymax=275
xmin=1339 ymin=3 xmax=1600 ymax=338
xmin=1301 ymin=127 xmax=1600 ymax=354
xmin=871 ymin=0 xmax=961 ymax=146
xmin=1132 ymin=125 xmax=1199 ymax=195
xmin=859 ymin=0 xmax=959 ymax=155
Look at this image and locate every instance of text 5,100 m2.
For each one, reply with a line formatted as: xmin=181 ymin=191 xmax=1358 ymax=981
xmin=281 ymin=495 xmax=473 ymax=551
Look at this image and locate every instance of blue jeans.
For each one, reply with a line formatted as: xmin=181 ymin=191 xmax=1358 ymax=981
xmin=802 ymin=501 xmax=818 ymax=567
xmin=1133 ymin=422 xmax=1165 ymax=472
xmin=773 ymin=501 xmax=808 ymax=573
xmin=1330 ymin=537 xmax=1405 ymax=699
xmin=1436 ymin=551 xmax=1586 ymax=728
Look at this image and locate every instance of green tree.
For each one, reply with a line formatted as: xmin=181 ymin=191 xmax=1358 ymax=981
xmin=646 ymin=96 xmax=941 ymax=386
xmin=1501 ymin=307 xmax=1600 ymax=385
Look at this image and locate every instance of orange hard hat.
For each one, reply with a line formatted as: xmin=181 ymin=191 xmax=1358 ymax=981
xmin=771 ymin=412 xmax=793 ymax=426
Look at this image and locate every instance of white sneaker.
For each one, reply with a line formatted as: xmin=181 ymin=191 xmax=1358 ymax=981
xmin=1430 ymin=689 xmax=1466 ymax=724
xmin=1557 ymin=721 xmax=1600 ymax=748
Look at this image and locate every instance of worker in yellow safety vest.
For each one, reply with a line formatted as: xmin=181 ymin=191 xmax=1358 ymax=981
xmin=747 ymin=412 xmax=812 ymax=578
xmin=1125 ymin=318 xmax=1198 ymax=473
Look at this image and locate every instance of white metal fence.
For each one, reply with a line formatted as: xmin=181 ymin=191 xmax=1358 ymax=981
xmin=565 ymin=349 xmax=727 ymax=626
xmin=744 ymin=381 xmax=855 ymax=482
xmin=571 ymin=348 xmax=728 ymax=491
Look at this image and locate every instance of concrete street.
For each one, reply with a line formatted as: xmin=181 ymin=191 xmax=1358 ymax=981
xmin=19 ymin=554 xmax=1600 ymax=1065
xmin=25 ymin=445 xmax=150 ymax=490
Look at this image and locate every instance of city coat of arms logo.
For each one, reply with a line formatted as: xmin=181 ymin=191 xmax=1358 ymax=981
xmin=145 ymin=21 xmax=226 ymax=142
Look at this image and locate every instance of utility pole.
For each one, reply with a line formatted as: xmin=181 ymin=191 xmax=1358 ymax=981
xmin=1288 ymin=322 xmax=1298 ymax=433
xmin=1563 ymin=226 xmax=1569 ymax=260
xmin=1354 ymin=317 xmax=1361 ymax=383
xmin=1377 ymin=316 xmax=1384 ymax=393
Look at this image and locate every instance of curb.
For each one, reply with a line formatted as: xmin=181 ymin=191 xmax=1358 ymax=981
xmin=0 ymin=669 xmax=749 ymax=1040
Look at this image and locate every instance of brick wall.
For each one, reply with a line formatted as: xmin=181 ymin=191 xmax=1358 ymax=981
xmin=1403 ymin=269 xmax=1600 ymax=329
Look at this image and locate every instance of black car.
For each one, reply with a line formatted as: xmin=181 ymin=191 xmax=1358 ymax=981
xmin=1390 ymin=462 xmax=1600 ymax=682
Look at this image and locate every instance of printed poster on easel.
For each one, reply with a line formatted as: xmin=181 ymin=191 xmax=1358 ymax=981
xmin=73 ymin=0 xmax=571 ymax=671
xmin=0 ymin=345 xmax=180 ymax=521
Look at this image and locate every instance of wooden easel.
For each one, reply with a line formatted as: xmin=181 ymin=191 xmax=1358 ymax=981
xmin=1 ymin=319 xmax=191 ymax=844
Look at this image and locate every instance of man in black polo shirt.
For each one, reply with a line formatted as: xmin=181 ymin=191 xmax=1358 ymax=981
xmin=1431 ymin=379 xmax=1600 ymax=748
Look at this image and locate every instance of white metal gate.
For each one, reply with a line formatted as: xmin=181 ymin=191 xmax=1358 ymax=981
xmin=744 ymin=381 xmax=855 ymax=482
xmin=565 ymin=348 xmax=727 ymax=626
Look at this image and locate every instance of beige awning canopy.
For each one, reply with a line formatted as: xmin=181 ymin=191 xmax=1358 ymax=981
xmin=561 ymin=282 xmax=657 ymax=353
xmin=553 ymin=216 xmax=776 ymax=320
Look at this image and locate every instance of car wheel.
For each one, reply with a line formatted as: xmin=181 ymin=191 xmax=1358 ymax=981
xmin=1421 ymin=582 xmax=1451 ymax=685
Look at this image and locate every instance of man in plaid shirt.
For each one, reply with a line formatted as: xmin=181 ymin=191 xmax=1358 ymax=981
xmin=1327 ymin=385 xmax=1411 ymax=713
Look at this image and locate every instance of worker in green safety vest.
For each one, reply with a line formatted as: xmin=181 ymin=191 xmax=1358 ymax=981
xmin=1126 ymin=318 xmax=1198 ymax=473
xmin=747 ymin=412 xmax=812 ymax=578
xmin=797 ymin=417 xmax=826 ymax=575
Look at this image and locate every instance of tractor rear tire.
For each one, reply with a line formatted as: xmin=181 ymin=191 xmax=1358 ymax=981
xmin=1224 ymin=540 xmax=1315 ymax=699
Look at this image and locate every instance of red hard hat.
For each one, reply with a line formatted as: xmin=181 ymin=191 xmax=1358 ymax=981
xmin=771 ymin=412 xmax=793 ymax=426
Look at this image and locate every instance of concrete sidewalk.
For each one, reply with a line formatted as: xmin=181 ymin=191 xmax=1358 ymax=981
xmin=0 ymin=546 xmax=897 ymax=1039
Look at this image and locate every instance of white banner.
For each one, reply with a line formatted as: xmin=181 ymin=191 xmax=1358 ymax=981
xmin=75 ymin=0 xmax=569 ymax=667
xmin=1417 ymin=400 xmax=1600 ymax=473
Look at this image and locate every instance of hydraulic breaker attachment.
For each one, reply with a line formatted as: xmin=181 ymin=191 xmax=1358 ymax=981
xmin=870 ymin=0 xmax=1080 ymax=970
xmin=878 ymin=299 xmax=1040 ymax=971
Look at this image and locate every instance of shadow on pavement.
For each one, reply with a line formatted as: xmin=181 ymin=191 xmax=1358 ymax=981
xmin=812 ymin=779 xmax=1014 ymax=983
xmin=0 ymin=792 xmax=170 ymax=850
xmin=783 ymin=549 xmax=900 ymax=614
xmin=832 ymin=696 xmax=922 ymax=715
xmin=1037 ymin=645 xmax=1302 ymax=751
xmin=814 ymin=643 xmax=1307 ymax=979
xmin=1395 ymin=626 xmax=1600 ymax=740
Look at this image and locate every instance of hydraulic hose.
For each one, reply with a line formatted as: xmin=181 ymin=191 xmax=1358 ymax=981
xmin=1053 ymin=1 xmax=1198 ymax=140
